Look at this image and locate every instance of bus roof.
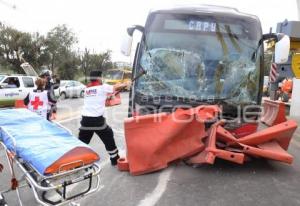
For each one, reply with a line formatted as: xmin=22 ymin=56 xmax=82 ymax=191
xmin=149 ymin=5 xmax=259 ymax=21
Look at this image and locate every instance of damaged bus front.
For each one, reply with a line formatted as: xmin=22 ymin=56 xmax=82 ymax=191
xmin=121 ymin=6 xmax=289 ymax=131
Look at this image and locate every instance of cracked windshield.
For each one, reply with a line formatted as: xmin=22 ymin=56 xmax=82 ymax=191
xmin=137 ymin=14 xmax=262 ymax=105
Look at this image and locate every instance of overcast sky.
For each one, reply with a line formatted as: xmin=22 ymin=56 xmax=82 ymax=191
xmin=0 ymin=0 xmax=298 ymax=62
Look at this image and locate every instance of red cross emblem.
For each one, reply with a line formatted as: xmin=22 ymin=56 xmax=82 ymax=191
xmin=31 ymin=96 xmax=44 ymax=110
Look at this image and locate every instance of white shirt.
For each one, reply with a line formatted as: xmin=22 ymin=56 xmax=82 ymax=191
xmin=28 ymin=90 xmax=49 ymax=119
xmin=82 ymin=84 xmax=114 ymax=117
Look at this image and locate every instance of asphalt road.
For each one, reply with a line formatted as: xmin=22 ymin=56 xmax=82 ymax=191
xmin=1 ymin=93 xmax=300 ymax=206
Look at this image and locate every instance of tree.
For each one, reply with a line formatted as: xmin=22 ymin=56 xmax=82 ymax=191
xmin=45 ymin=24 xmax=78 ymax=73
xmin=57 ymin=52 xmax=79 ymax=80
xmin=90 ymin=50 xmax=113 ymax=71
xmin=0 ymin=23 xmax=117 ymax=80
xmin=21 ymin=32 xmax=48 ymax=70
xmin=0 ymin=24 xmax=48 ymax=73
xmin=81 ymin=48 xmax=90 ymax=83
xmin=0 ymin=24 xmax=30 ymax=73
xmin=97 ymin=50 xmax=113 ymax=71
xmin=79 ymin=49 xmax=114 ymax=82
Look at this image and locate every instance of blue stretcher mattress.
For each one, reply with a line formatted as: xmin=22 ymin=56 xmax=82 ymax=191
xmin=0 ymin=109 xmax=99 ymax=175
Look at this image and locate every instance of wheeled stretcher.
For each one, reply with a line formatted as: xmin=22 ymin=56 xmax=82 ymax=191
xmin=0 ymin=109 xmax=102 ymax=206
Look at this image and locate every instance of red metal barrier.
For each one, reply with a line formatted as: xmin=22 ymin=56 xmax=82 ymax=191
xmin=123 ymin=109 xmax=207 ymax=175
xmin=14 ymin=100 xmax=27 ymax=108
xmin=236 ymin=120 xmax=297 ymax=150
xmin=187 ymin=122 xmax=245 ymax=165
xmin=228 ymin=123 xmax=258 ymax=138
xmin=117 ymin=158 xmax=130 ymax=171
xmin=118 ymin=105 xmax=298 ymax=175
xmin=105 ymin=92 xmax=121 ymax=107
xmin=240 ymin=141 xmax=293 ymax=164
xmin=193 ymin=105 xmax=221 ymax=122
xmin=216 ymin=125 xmax=237 ymax=143
xmin=187 ymin=122 xmax=220 ymax=165
xmin=261 ymin=99 xmax=287 ymax=126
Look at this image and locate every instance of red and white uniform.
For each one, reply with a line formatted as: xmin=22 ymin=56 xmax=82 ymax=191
xmin=28 ymin=91 xmax=49 ymax=119
xmin=82 ymin=83 xmax=113 ymax=117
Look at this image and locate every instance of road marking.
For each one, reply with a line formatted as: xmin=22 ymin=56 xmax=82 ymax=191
xmin=137 ymin=168 xmax=173 ymax=206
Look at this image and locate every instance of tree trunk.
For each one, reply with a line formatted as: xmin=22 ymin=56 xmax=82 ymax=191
xmin=51 ymin=54 xmax=55 ymax=72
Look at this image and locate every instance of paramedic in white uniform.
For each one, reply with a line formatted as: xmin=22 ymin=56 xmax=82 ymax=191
xmin=79 ymin=70 xmax=129 ymax=165
xmin=24 ymin=78 xmax=57 ymax=119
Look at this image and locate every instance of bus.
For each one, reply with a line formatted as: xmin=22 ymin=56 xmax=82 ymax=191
xmin=121 ymin=5 xmax=289 ymax=131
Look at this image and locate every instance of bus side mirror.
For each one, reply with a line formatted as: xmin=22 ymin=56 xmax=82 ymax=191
xmin=121 ymin=25 xmax=144 ymax=56
xmin=274 ymin=35 xmax=290 ymax=64
xmin=121 ymin=34 xmax=133 ymax=56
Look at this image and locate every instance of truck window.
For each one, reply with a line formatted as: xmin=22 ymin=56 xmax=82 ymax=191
xmin=2 ymin=77 xmax=20 ymax=88
xmin=22 ymin=77 xmax=35 ymax=88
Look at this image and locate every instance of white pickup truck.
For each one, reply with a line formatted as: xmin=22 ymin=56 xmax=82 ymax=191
xmin=0 ymin=75 xmax=37 ymax=107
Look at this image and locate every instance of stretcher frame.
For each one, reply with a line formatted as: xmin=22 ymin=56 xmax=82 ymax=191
xmin=0 ymin=123 xmax=102 ymax=206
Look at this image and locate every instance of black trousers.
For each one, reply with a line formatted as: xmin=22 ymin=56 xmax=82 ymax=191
xmin=79 ymin=116 xmax=118 ymax=157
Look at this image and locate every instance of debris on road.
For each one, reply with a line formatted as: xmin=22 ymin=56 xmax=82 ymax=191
xmin=261 ymin=99 xmax=287 ymax=126
xmin=118 ymin=105 xmax=297 ymax=175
